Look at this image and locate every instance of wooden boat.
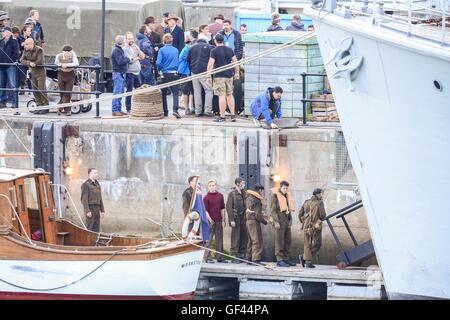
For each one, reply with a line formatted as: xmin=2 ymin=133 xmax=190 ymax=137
xmin=0 ymin=168 xmax=204 ymax=300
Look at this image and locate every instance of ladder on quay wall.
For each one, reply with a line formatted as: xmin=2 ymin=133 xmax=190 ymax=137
xmin=322 ymin=200 xmax=376 ymax=269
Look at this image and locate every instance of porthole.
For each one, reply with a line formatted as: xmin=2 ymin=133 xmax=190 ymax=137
xmin=433 ymin=80 xmax=443 ymax=92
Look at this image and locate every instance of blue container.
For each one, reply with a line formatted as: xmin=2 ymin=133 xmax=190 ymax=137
xmin=235 ymin=13 xmax=313 ymax=33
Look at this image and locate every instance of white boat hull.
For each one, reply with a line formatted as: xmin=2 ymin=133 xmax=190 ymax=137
xmin=0 ymin=250 xmax=204 ymax=299
xmin=305 ymin=8 xmax=450 ymax=299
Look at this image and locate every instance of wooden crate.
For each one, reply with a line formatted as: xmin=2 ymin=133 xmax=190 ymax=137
xmin=311 ymin=93 xmax=339 ymax=122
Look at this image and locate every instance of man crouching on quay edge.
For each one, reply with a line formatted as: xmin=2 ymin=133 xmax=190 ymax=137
xmin=250 ymin=86 xmax=283 ymax=129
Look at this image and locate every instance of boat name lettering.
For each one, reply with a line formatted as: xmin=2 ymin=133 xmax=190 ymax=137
xmin=181 ymin=260 xmax=201 ymax=268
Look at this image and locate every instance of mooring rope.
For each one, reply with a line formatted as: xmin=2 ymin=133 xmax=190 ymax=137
xmin=144 ymin=217 xmax=277 ymax=271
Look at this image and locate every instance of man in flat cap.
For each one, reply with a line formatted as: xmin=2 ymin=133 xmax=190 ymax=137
xmin=298 ymin=188 xmax=327 ymax=268
xmin=55 ymin=45 xmax=79 ymax=115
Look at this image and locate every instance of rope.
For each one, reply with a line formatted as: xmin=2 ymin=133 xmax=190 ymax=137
xmin=28 ymin=33 xmax=316 ymax=113
xmin=144 ymin=217 xmax=276 ymax=271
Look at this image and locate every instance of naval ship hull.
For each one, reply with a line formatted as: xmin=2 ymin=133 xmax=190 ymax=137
xmin=305 ymin=7 xmax=450 ymax=299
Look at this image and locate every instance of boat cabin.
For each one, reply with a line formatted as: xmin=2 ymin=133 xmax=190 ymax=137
xmin=0 ymin=168 xmax=151 ymax=247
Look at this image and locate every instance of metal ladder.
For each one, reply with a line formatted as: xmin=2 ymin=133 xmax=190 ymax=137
xmin=322 ymin=200 xmax=375 ymax=268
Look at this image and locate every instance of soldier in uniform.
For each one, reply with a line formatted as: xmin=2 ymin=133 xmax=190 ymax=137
xmin=81 ymin=168 xmax=105 ymax=232
xmin=245 ymin=184 xmax=267 ymax=264
xmin=270 ymin=180 xmax=296 ymax=267
xmin=298 ymin=188 xmax=327 ymax=268
xmin=226 ymin=177 xmax=247 ymax=263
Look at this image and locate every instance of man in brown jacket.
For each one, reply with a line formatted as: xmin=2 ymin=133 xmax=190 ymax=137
xmin=298 ymin=188 xmax=326 ymax=268
xmin=245 ymin=184 xmax=268 ymax=264
xmin=55 ymin=45 xmax=79 ymax=115
xmin=81 ymin=168 xmax=105 ymax=232
xmin=270 ymin=180 xmax=296 ymax=267
xmin=20 ymin=38 xmax=48 ymax=113
xmin=226 ymin=177 xmax=247 ymax=263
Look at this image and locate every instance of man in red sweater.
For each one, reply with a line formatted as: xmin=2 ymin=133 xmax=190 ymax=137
xmin=203 ymin=179 xmax=226 ymax=262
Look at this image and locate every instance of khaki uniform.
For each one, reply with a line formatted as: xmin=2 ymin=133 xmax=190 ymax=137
xmin=270 ymin=190 xmax=295 ymax=262
xmin=21 ymin=46 xmax=48 ymax=106
xmin=245 ymin=191 xmax=267 ymax=262
xmin=226 ymin=188 xmax=247 ymax=258
xmin=298 ymin=195 xmax=326 ymax=261
xmin=81 ymin=179 xmax=105 ymax=232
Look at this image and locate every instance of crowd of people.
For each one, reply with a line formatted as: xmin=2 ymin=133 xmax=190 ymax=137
xmin=110 ymin=12 xmax=249 ymax=121
xmin=182 ymin=177 xmax=327 ymax=268
xmin=0 ymin=8 xmax=312 ymax=125
xmin=0 ymin=9 xmax=80 ymax=115
xmin=110 ymin=12 xmax=309 ymax=127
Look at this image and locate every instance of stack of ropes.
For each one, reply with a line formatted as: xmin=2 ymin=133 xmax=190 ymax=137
xmin=130 ymin=84 xmax=163 ymax=120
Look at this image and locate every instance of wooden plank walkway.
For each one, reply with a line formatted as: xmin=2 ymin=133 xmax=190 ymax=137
xmin=200 ymin=262 xmax=384 ymax=287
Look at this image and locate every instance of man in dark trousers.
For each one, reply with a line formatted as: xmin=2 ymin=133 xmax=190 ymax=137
xmin=298 ymin=188 xmax=327 ymax=268
xmin=81 ymin=168 xmax=105 ymax=233
xmin=0 ymin=27 xmax=19 ymax=108
xmin=203 ymin=179 xmax=226 ymax=262
xmin=156 ymin=33 xmax=181 ymax=118
xmin=270 ymin=180 xmax=296 ymax=267
xmin=165 ymin=15 xmax=184 ymax=53
xmin=226 ymin=177 xmax=247 ymax=263
xmin=245 ymin=184 xmax=268 ymax=264
xmin=186 ymin=30 xmax=214 ymax=116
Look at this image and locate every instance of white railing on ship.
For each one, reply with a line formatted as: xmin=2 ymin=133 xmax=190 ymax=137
xmin=51 ymin=183 xmax=87 ymax=230
xmin=335 ymin=0 xmax=450 ymax=46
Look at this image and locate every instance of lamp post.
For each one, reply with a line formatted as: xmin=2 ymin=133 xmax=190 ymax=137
xmin=100 ymin=0 xmax=106 ymax=91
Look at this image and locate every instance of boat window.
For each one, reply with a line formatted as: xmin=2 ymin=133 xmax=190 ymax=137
xmin=18 ymin=185 xmax=25 ymax=212
xmin=9 ymin=186 xmax=17 ymax=208
xmin=42 ymin=181 xmax=49 ymax=208
xmin=24 ymin=178 xmax=39 ymax=210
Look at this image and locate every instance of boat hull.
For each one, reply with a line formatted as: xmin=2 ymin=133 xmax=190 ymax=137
xmin=0 ymin=241 xmax=204 ymax=300
xmin=305 ymin=8 xmax=450 ymax=299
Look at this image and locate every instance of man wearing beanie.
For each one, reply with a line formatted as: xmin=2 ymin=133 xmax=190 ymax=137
xmin=267 ymin=12 xmax=284 ymax=32
xmin=55 ymin=45 xmax=79 ymax=115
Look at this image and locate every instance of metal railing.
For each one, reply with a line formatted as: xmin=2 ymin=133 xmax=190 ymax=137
xmin=334 ymin=0 xmax=450 ymax=46
xmin=0 ymin=62 xmax=102 ymax=117
xmin=300 ymin=72 xmax=335 ymax=125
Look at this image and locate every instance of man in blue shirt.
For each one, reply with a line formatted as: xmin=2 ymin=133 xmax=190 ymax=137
xmin=250 ymin=87 xmax=283 ymax=129
xmin=157 ymin=34 xmax=181 ymax=118
xmin=219 ymin=20 xmax=243 ymax=60
xmin=111 ymin=35 xmax=131 ymax=116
